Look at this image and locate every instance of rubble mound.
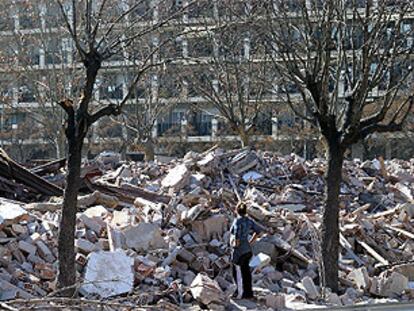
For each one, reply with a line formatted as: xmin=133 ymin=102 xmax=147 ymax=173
xmin=0 ymin=148 xmax=413 ymax=310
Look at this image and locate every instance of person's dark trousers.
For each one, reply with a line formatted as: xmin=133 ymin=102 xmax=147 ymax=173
xmin=232 ymin=252 xmax=253 ymax=298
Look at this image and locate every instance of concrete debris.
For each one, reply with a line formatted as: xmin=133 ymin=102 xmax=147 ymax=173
xmin=81 ymin=250 xmax=134 ymax=298
xmin=111 ymin=210 xmax=132 ymax=228
xmin=18 ymin=240 xmax=37 ymax=255
xmin=249 ymin=253 xmax=271 ymax=269
xmin=301 ymin=276 xmax=319 ymax=300
xmin=242 ymin=171 xmax=264 ymax=183
xmin=161 ymin=164 xmax=190 ymax=191
xmin=76 ymin=238 xmax=100 ymax=254
xmin=190 ymin=273 xmax=226 ymax=305
xmin=265 ymin=293 xmax=286 ymax=309
xmin=0 ymin=200 xmax=29 ymax=226
xmin=326 ymin=292 xmax=342 ymax=306
xmin=402 ymin=203 xmax=414 ymax=219
xmin=378 ymin=271 xmax=409 ymax=297
xmin=83 ymin=205 xmax=110 ymax=218
xmin=392 ymin=264 xmax=414 ymax=281
xmin=0 ymin=148 xmax=412 ymax=309
xmin=348 ymin=267 xmax=370 ymax=290
xmin=0 ymin=279 xmax=34 ymax=300
xmin=191 ymin=214 xmax=227 ymax=241
xmin=252 ymin=239 xmax=279 ymax=261
xmin=123 ymin=223 xmax=167 ymax=252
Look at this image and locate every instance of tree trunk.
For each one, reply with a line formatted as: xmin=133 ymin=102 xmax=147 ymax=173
xmin=321 ymin=139 xmax=344 ymax=293
xmin=56 ymin=52 xmax=100 ymax=296
xmin=238 ymin=128 xmax=250 ymax=148
xmin=57 ymin=137 xmax=83 ymax=296
xmin=55 ymin=130 xmax=66 ymax=159
xmin=144 ymin=139 xmax=155 ymax=162
xmin=120 ymin=142 xmax=127 ymax=161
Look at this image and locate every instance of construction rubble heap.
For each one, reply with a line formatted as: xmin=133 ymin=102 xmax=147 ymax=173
xmin=0 ymin=147 xmax=413 ymax=310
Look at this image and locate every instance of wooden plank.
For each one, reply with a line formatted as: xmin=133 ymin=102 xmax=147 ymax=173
xmin=368 ymin=206 xmax=400 ymax=219
xmin=85 ymin=178 xmax=170 ymax=205
xmin=340 ymin=233 xmax=365 ymax=266
xmin=0 ymin=149 xmax=63 ymax=197
xmin=228 ymin=174 xmax=241 ymax=202
xmin=350 ymin=203 xmax=371 ymax=217
xmin=272 ymin=236 xmax=311 ymax=268
xmin=119 ymin=184 xmax=171 ymax=204
xmin=85 ymin=178 xmax=134 ymax=204
xmin=30 ymin=158 xmax=66 ymax=176
xmin=384 ymin=225 xmax=414 ymax=240
xmin=359 ymin=229 xmax=397 ymax=262
xmin=356 ymin=240 xmax=390 ymax=265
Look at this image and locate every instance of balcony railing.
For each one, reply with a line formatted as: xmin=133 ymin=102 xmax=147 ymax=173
xmin=188 ymin=121 xmax=212 ymax=136
xmin=157 ymin=122 xmax=181 ymax=136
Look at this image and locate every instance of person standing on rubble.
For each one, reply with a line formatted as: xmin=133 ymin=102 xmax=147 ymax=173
xmin=230 ymin=202 xmax=263 ymax=299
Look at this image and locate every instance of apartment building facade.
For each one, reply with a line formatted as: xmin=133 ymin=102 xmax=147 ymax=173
xmin=0 ymin=0 xmax=412 ymax=161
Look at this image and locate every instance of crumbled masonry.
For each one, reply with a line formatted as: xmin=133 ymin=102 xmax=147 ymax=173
xmin=0 ymin=147 xmax=413 ymax=309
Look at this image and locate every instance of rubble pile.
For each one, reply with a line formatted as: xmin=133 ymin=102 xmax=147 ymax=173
xmin=0 ymin=147 xmax=413 ymax=309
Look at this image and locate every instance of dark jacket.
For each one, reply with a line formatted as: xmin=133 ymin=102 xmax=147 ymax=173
xmin=230 ymin=216 xmax=263 ymax=264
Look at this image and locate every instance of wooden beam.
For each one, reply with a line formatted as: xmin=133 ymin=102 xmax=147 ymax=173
xmin=356 ymin=240 xmax=390 ymax=266
xmin=340 ymin=233 xmax=365 ymax=266
xmin=384 ymin=225 xmax=414 ymax=240
xmin=30 ymin=158 xmax=66 ymax=176
xmin=0 ymin=150 xmax=63 ymax=197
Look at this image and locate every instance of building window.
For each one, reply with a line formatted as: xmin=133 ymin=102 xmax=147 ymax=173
xmin=18 ymin=3 xmax=41 ymax=30
xmin=160 ymin=32 xmax=183 ymax=59
xmin=5 ymin=113 xmax=25 ymax=129
xmin=188 ymin=111 xmax=212 ymax=136
xmin=131 ymin=0 xmax=152 ymax=21
xmin=402 ymin=19 xmax=413 ymax=49
xmin=62 ymin=38 xmax=74 ymax=64
xmin=217 ymin=31 xmax=245 ymax=59
xmin=126 ymin=74 xmax=148 ymax=99
xmin=157 ymin=110 xmax=184 ymax=135
xmin=18 ymin=38 xmax=41 ymax=66
xmin=99 ymin=74 xmax=124 ymax=100
xmin=45 ymin=38 xmax=63 ymax=65
xmin=44 ymin=2 xmax=61 ymax=28
xmin=189 ymin=37 xmax=213 ymax=58
xmin=218 ymin=1 xmax=246 ymax=20
xmin=254 ymin=110 xmax=272 ymax=135
xmin=188 ymin=1 xmax=214 ymax=19
xmin=251 ymin=33 xmax=271 ymax=56
xmin=0 ymin=13 xmax=14 ymax=31
xmin=187 ymin=69 xmax=212 ymax=98
xmin=0 ymin=43 xmax=16 ymax=65
xmin=160 ymin=0 xmax=183 ymax=19
xmin=18 ymin=85 xmax=36 ymax=103
xmin=283 ymin=0 xmax=303 ymax=12
xmin=0 ymin=86 xmax=13 ymax=101
xmin=344 ymin=0 xmax=367 ymax=8
xmin=284 ymin=82 xmax=299 ymax=94
xmin=159 ymin=73 xmax=182 ymax=98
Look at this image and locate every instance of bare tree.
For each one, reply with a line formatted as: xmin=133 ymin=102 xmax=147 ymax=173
xmin=0 ymin=107 xmax=48 ymax=162
xmin=262 ymin=0 xmax=414 ymax=291
xmin=120 ymin=67 xmax=181 ymax=161
xmin=181 ymin=0 xmax=273 ymax=147
xmin=35 ymin=0 xmax=190 ymax=294
xmin=0 ymin=1 xmax=85 ymax=159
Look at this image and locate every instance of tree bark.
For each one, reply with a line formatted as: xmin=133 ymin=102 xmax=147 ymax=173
xmin=238 ymin=127 xmax=250 ymax=148
xmin=55 ymin=130 xmax=66 ymax=159
xmin=119 ymin=142 xmax=127 ymax=161
xmin=144 ymin=139 xmax=155 ymax=162
xmin=57 ymin=136 xmax=83 ymax=296
xmin=321 ymin=139 xmax=344 ymax=293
